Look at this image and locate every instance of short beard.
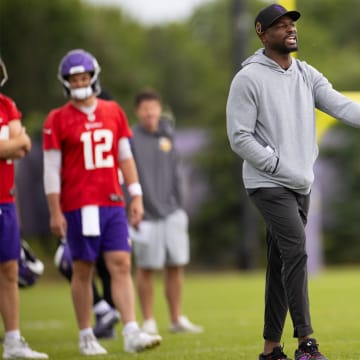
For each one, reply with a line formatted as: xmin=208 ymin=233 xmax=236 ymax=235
xmin=271 ymin=43 xmax=298 ymax=54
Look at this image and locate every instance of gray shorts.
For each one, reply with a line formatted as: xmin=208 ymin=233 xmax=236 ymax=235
xmin=130 ymin=209 xmax=190 ymax=269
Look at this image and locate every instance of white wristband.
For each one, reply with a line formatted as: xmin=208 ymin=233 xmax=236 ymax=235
xmin=128 ymin=182 xmax=143 ymax=197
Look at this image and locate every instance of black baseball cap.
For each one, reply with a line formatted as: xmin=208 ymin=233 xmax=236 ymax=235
xmin=254 ymin=4 xmax=300 ymax=35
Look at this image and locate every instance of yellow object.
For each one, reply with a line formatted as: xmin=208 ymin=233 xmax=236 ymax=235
xmin=277 ymin=1 xmax=360 ymax=143
xmin=316 ymin=92 xmax=360 ymax=142
xmin=278 ymin=0 xmax=295 ymax=10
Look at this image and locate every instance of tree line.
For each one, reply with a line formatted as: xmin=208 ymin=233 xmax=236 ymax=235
xmin=1 ymin=0 xmax=360 ymax=266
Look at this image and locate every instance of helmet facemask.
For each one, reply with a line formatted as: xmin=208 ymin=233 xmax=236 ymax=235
xmin=0 ymin=56 xmax=9 ymax=87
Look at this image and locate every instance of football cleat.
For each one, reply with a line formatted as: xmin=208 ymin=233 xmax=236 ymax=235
xmin=3 ymin=337 xmax=48 ymax=359
xmin=79 ymin=333 xmax=107 ymax=356
xmin=295 ymin=338 xmax=328 ymax=360
xmin=123 ymin=329 xmax=161 ymax=353
xmin=169 ymin=315 xmax=203 ymax=334
xmin=141 ymin=318 xmax=159 ymax=335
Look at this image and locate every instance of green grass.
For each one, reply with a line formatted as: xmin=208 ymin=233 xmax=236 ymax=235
xmin=9 ymin=267 xmax=360 ymax=359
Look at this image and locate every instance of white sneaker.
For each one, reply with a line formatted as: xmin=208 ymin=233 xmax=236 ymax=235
xmin=79 ymin=333 xmax=107 ymax=356
xmin=3 ymin=337 xmax=48 ymax=359
xmin=141 ymin=318 xmax=159 ymax=335
xmin=124 ymin=329 xmax=162 ymax=353
xmin=169 ymin=315 xmax=203 ymax=334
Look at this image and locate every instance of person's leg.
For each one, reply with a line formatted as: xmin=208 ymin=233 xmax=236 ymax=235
xmin=136 ymin=268 xmax=154 ymax=321
xmin=262 ymin=230 xmax=288 ymax=354
xmin=164 ymin=265 xmax=183 ymax=324
xmin=101 ymin=206 xmax=161 ymax=352
xmin=92 ymin=281 xmax=103 ymax=306
xmin=0 ymin=203 xmax=48 ymax=359
xmin=294 ymin=192 xmax=312 ymax=342
xmin=0 ymin=260 xmax=19 ymax=332
xmin=281 ymin=191 xmax=312 ymax=339
xmin=250 ymin=188 xmax=313 ymax=355
xmin=54 ymin=240 xmax=105 ymax=307
xmin=71 ymin=260 xmax=95 ymax=330
xmin=164 ymin=210 xmax=203 ymax=333
xmin=0 ymin=259 xmax=49 ymax=359
xmin=71 ymin=260 xmax=107 ymax=355
xmin=0 ymin=204 xmax=21 ymax=333
xmin=92 ymin=255 xmax=120 ymax=339
xmin=163 ymin=211 xmax=186 ymax=324
xmin=62 ymin=210 xmax=108 ymax=355
xmin=132 ymin=218 xmax=163 ymax=330
xmin=95 ymin=254 xmax=113 ymax=307
xmin=104 ymin=250 xmax=161 ymax=352
xmin=164 ymin=264 xmax=203 ymax=333
xmin=103 ymin=251 xmax=135 ymax=324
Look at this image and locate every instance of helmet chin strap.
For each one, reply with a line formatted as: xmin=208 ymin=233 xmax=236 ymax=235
xmin=70 ymin=86 xmax=93 ymax=100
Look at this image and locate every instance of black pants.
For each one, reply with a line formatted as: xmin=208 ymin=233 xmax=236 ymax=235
xmin=249 ymin=187 xmax=313 ymax=342
xmin=94 ymin=255 xmax=113 ymax=307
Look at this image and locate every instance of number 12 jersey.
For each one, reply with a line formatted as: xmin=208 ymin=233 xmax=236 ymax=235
xmin=43 ymin=99 xmax=132 ymax=212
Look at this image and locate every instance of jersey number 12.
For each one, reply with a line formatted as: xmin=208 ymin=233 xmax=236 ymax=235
xmin=80 ymin=129 xmax=114 ymax=170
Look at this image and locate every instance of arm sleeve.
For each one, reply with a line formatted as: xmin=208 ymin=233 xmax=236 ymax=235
xmin=310 ymin=65 xmax=360 ymax=127
xmin=118 ymin=137 xmax=133 ymax=161
xmin=226 ymin=72 xmax=279 ymax=173
xmin=43 ymin=150 xmax=62 ymax=194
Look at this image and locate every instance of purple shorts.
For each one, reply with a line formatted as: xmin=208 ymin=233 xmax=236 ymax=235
xmin=0 ymin=203 xmax=21 ymax=262
xmin=65 ymin=206 xmax=131 ymax=262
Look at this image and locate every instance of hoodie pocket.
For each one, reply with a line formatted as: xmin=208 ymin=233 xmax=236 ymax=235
xmin=272 ymin=157 xmax=313 ymax=189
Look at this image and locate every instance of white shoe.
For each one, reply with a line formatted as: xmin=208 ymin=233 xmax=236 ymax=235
xmin=141 ymin=319 xmax=159 ymax=335
xmin=124 ymin=329 xmax=162 ymax=353
xmin=3 ymin=337 xmax=48 ymax=359
xmin=169 ymin=315 xmax=203 ymax=334
xmin=79 ymin=333 xmax=107 ymax=356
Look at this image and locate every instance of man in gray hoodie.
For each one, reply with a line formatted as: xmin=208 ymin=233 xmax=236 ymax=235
xmin=226 ymin=4 xmax=360 ymax=360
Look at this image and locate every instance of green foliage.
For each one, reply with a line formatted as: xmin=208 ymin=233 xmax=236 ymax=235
xmin=295 ymin=1 xmax=360 ymax=264
xmin=0 ymin=0 xmax=87 ymax=113
xmin=322 ymin=125 xmax=360 ymax=263
xmin=1 ymin=0 xmax=360 ymax=265
xmin=14 ymin=268 xmax=360 ymax=359
xmin=297 ymin=0 xmax=360 ymax=90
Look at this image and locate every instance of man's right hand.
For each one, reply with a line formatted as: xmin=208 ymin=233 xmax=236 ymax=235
xmin=50 ymin=211 xmax=67 ymax=237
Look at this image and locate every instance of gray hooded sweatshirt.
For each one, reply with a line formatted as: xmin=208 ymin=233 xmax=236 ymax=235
xmin=226 ymin=48 xmax=360 ymax=194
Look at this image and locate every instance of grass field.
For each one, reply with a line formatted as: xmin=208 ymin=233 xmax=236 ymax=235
xmin=9 ymin=267 xmax=360 ymax=359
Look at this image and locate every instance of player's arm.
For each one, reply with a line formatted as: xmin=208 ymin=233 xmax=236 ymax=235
xmin=118 ymin=137 xmax=144 ymax=228
xmin=9 ymin=119 xmax=31 ymax=155
xmin=43 ymin=149 xmax=67 ymax=237
xmin=0 ymin=120 xmax=31 ymax=159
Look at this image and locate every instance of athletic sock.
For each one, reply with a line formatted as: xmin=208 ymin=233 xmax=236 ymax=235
xmin=79 ymin=328 xmax=94 ymax=340
xmin=5 ymin=330 xmax=21 ymax=341
xmin=123 ymin=321 xmax=139 ymax=335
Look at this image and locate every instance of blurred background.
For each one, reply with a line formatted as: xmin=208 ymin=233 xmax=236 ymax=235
xmin=1 ymin=0 xmax=360 ymax=272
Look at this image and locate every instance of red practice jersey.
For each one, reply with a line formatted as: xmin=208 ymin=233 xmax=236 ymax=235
xmin=0 ymin=94 xmax=22 ymax=203
xmin=43 ymin=99 xmax=132 ymax=211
